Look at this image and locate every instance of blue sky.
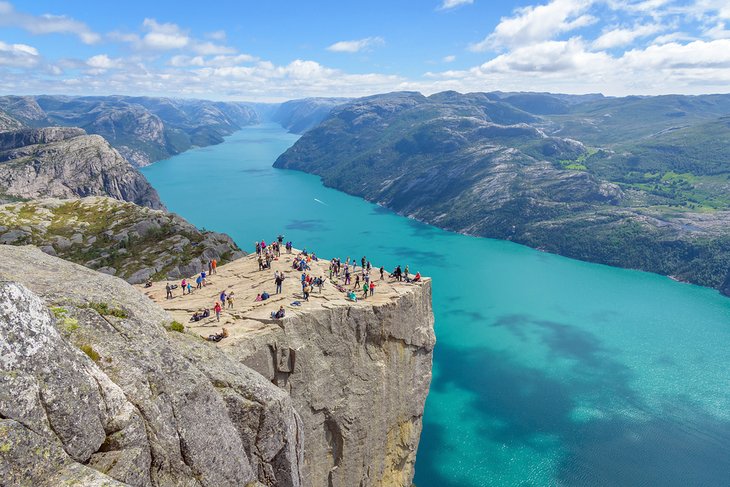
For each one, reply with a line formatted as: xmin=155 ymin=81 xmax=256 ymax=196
xmin=1 ymin=0 xmax=729 ymax=100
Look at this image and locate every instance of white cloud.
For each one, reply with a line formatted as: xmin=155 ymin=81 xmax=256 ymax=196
xmin=438 ymin=0 xmax=474 ymax=11
xmin=327 ymin=37 xmax=385 ymax=53
xmin=0 ymin=40 xmax=39 ymax=67
xmin=0 ymin=1 xmax=100 ymax=44
xmin=191 ymin=41 xmax=236 ymax=56
xmin=443 ymin=55 xmax=457 ymax=62
xmin=140 ymin=18 xmax=190 ymax=50
xmin=593 ymin=23 xmax=664 ymax=49
xmin=86 ymin=54 xmax=120 ymax=69
xmin=471 ymin=0 xmax=596 ymax=51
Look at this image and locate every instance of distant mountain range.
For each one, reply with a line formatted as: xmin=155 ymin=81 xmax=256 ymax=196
xmin=275 ymin=91 xmax=730 ymax=296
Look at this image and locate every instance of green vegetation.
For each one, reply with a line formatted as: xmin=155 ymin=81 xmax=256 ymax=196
xmin=51 ymin=306 xmax=79 ymax=332
xmin=82 ymin=302 xmax=128 ymax=318
xmin=168 ymin=320 xmax=185 ymax=333
xmin=79 ymin=344 xmax=100 ymax=362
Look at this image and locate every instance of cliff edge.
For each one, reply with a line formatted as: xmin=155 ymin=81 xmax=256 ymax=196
xmin=0 ymin=245 xmax=435 ymax=487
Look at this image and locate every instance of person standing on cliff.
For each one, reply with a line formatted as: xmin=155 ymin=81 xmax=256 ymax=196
xmin=181 ymin=278 xmax=187 ymax=295
xmin=211 ymin=259 xmax=217 ymax=274
xmin=166 ymin=282 xmax=173 ymax=299
xmin=227 ymin=291 xmax=234 ymax=308
xmin=214 ymin=301 xmax=222 ymax=322
xmin=275 ymin=273 xmax=285 ymax=294
xmin=219 ymin=290 xmax=227 ymax=307
xmin=370 ymin=281 xmax=375 ymax=296
xmin=380 ymin=266 xmax=384 ymax=280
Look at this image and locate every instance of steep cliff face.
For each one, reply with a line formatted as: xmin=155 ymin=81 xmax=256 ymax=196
xmin=0 ymin=245 xmax=303 ymax=487
xmin=230 ymin=283 xmax=435 ymax=487
xmin=143 ymin=251 xmax=436 ymax=487
xmin=0 ymin=128 xmax=163 ymax=209
xmin=0 ymin=197 xmax=244 ymax=284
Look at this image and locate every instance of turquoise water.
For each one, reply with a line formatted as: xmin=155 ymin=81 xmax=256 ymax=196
xmin=143 ymin=124 xmax=730 ymax=486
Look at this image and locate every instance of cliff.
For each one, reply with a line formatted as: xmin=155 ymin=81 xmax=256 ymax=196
xmin=0 ymin=245 xmax=435 ymax=487
xmin=271 ymin=98 xmax=349 ymax=134
xmin=140 ymin=250 xmax=435 ymax=487
xmin=0 ymin=197 xmax=243 ymax=284
xmin=0 ymin=245 xmax=303 ymax=487
xmin=0 ymin=127 xmax=163 ymax=209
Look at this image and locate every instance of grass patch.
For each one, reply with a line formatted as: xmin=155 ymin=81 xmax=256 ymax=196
xmin=79 ymin=344 xmax=100 ymax=362
xmin=168 ymin=320 xmax=185 ymax=333
xmin=50 ymin=306 xmax=79 ymax=332
xmin=82 ymin=302 xmax=128 ymax=318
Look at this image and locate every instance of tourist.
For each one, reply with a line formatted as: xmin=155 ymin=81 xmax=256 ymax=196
xmin=370 ymin=281 xmax=375 ymax=296
xmin=404 ymin=265 xmax=409 ymax=280
xmin=212 ymin=259 xmax=217 ymax=274
xmin=362 ymin=282 xmax=368 ymax=299
xmin=275 ymin=273 xmax=285 ymax=294
xmin=196 ymin=274 xmax=202 ymax=289
xmin=354 ymin=274 xmax=360 ymax=289
xmin=271 ymin=306 xmax=285 ymax=319
xmin=208 ymin=260 xmax=213 ymax=275
xmin=206 ymin=327 xmax=229 ymax=342
xmin=254 ymin=293 xmax=263 ymax=302
xmin=227 ymin=291 xmax=235 ymax=308
xmin=219 ymin=290 xmax=227 ymax=307
xmin=181 ymin=278 xmax=187 ymax=295
xmin=187 ymin=281 xmax=193 ymax=294
xmin=380 ymin=266 xmax=384 ymax=280
xmin=303 ymin=283 xmax=311 ymax=301
xmin=214 ymin=301 xmax=222 ymax=322
xmin=201 ymin=270 xmax=207 ymax=286
xmin=166 ymin=283 xmax=173 ymax=299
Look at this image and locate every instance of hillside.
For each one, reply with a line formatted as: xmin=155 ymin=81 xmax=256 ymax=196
xmin=0 ymin=127 xmax=163 ymax=208
xmin=271 ymin=97 xmax=349 ymax=133
xmin=275 ymin=91 xmax=730 ymax=293
xmin=0 ymin=95 xmax=261 ymax=166
xmin=0 ymin=197 xmax=242 ymax=283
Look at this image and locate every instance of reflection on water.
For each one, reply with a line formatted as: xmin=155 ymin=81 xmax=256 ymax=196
xmin=143 ymin=124 xmax=730 ymax=487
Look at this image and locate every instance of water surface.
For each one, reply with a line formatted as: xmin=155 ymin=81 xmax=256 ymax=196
xmin=143 ymin=124 xmax=730 ymax=486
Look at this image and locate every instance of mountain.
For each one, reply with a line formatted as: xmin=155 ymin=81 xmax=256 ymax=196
xmin=0 ymin=95 xmax=261 ymax=166
xmin=0 ymin=127 xmax=163 ymax=208
xmin=275 ymin=91 xmax=730 ymax=293
xmin=0 ymin=196 xmax=243 ymax=283
xmin=271 ymin=97 xmax=349 ymax=133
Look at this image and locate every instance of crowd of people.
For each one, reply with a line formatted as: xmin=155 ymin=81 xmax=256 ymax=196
xmin=153 ymin=235 xmax=423 ymax=343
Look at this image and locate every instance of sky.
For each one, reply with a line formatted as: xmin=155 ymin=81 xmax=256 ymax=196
xmin=1 ymin=0 xmax=729 ymax=101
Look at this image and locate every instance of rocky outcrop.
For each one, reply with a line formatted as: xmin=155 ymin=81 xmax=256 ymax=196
xmin=229 ymin=283 xmax=435 ymax=487
xmin=0 ymin=127 xmax=85 ymax=151
xmin=0 ymin=197 xmax=244 ymax=284
xmin=147 ymin=250 xmax=436 ymax=487
xmin=0 ymin=245 xmax=304 ymax=487
xmin=0 ymin=128 xmax=163 ymax=209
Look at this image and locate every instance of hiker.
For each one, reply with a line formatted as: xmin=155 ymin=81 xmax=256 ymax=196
xmin=380 ymin=266 xmax=384 ymax=280
xmin=206 ymin=327 xmax=229 ymax=342
xmin=181 ymin=278 xmax=187 ymax=295
xmin=354 ymin=274 xmax=360 ymax=289
xmin=255 ymin=242 xmax=261 ymax=255
xmin=212 ymin=259 xmax=217 ymax=274
xmin=208 ymin=260 xmax=213 ymax=275
xmin=347 ymin=291 xmax=357 ymax=302
xmin=412 ymin=272 xmax=421 ymax=283
xmin=255 ymin=293 xmax=263 ymax=302
xmin=370 ymin=281 xmax=375 ymax=296
xmin=196 ymin=275 xmax=203 ymax=289
xmin=187 ymin=281 xmax=193 ymax=294
xmin=271 ymin=306 xmax=285 ymax=319
xmin=227 ymin=291 xmax=234 ymax=308
xmin=404 ymin=265 xmax=409 ymax=280
xmin=275 ymin=273 xmax=285 ymax=294
xmin=362 ymin=282 xmax=369 ymax=299
xmin=201 ymin=270 xmax=207 ymax=286
xmin=166 ymin=283 xmax=173 ymax=299
xmin=278 ymin=234 xmax=284 ymax=244
xmin=258 ymin=255 xmax=264 ymax=271
xmin=344 ymin=269 xmax=351 ymax=285
xmin=261 ymin=292 xmax=270 ymax=300
xmin=219 ymin=290 xmax=227 ymax=307
xmin=214 ymin=301 xmax=222 ymax=322
xmin=303 ymin=284 xmax=311 ymax=301
xmin=190 ymin=308 xmax=210 ymax=322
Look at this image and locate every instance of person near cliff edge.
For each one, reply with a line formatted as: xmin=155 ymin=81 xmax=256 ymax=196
xmin=166 ymin=283 xmax=173 ymax=299
xmin=275 ymin=273 xmax=285 ymax=294
xmin=214 ymin=301 xmax=222 ymax=322
xmin=211 ymin=259 xmax=217 ymax=274
xmin=181 ymin=278 xmax=187 ymax=295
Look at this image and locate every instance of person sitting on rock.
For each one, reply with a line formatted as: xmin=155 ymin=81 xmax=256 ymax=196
xmin=145 ymin=278 xmax=153 ymax=288
xmin=271 ymin=306 xmax=286 ymax=319
xmin=255 ymin=293 xmax=263 ymax=302
xmin=206 ymin=327 xmax=229 ymax=342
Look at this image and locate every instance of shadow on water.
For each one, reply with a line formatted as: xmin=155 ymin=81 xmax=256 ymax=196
xmin=417 ymin=314 xmax=730 ymax=486
xmin=379 ymin=245 xmax=448 ymax=267
xmin=285 ymin=219 xmax=330 ymax=231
